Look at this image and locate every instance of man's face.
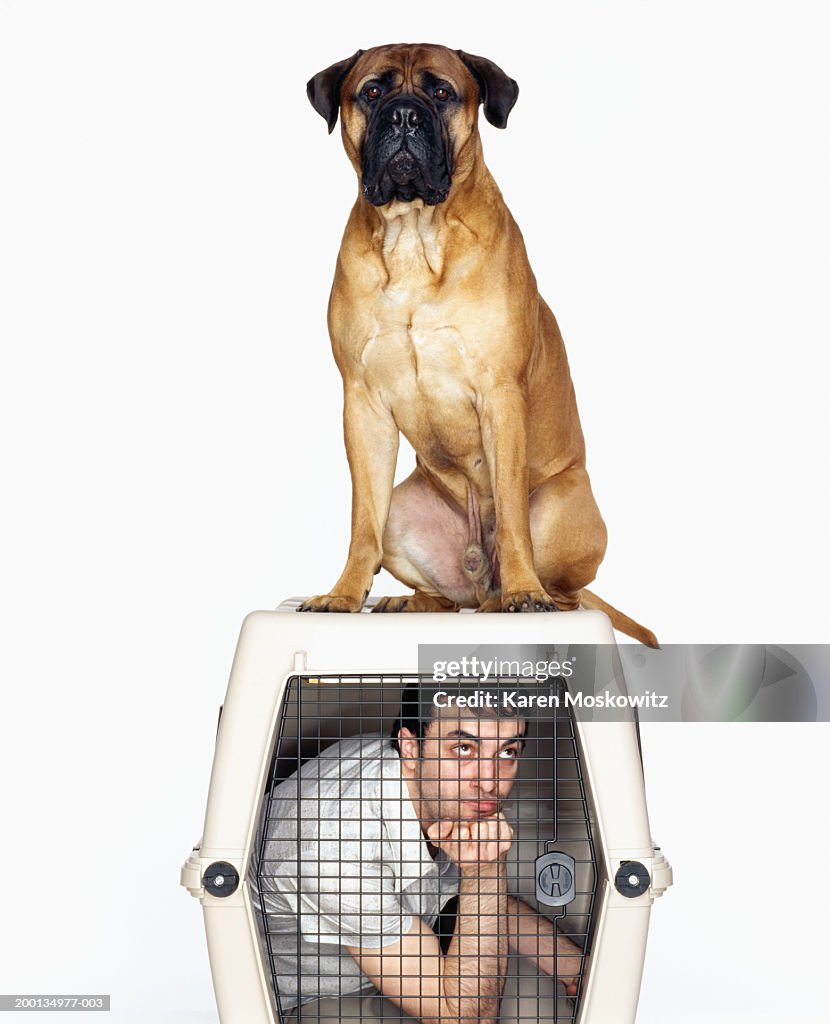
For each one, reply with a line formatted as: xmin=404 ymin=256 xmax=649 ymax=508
xmin=398 ymin=713 xmax=526 ymax=825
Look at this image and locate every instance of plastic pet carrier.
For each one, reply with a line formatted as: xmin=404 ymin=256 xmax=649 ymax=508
xmin=182 ymin=601 xmax=671 ymax=1024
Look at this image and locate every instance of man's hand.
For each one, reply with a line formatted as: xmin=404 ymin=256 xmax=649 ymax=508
xmin=506 ymin=896 xmax=584 ymax=999
xmin=426 ymin=814 xmax=513 ymax=868
xmin=554 ymin=931 xmax=583 ymax=998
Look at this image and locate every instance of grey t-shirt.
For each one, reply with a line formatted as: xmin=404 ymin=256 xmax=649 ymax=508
xmin=248 ymin=735 xmax=460 ymax=1009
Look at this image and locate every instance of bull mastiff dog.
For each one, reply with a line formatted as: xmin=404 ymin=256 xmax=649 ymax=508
xmin=299 ymin=44 xmax=656 ymax=646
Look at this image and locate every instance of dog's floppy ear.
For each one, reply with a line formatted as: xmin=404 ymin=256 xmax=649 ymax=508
xmin=307 ymin=50 xmax=364 ymax=133
xmin=455 ymin=50 xmax=519 ymax=129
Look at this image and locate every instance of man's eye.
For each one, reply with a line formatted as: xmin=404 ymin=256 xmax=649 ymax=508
xmin=453 ymin=743 xmax=474 ymax=756
xmin=499 ymin=747 xmax=519 ymax=760
xmin=364 ymin=85 xmax=382 ymax=101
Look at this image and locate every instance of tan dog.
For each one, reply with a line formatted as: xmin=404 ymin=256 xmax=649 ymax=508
xmin=299 ymin=44 xmax=656 ymax=645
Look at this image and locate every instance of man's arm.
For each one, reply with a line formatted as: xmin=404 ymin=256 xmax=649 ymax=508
xmin=346 ymin=816 xmax=512 ymax=1024
xmin=442 ymin=857 xmax=507 ymax=1024
xmin=506 ymin=895 xmax=584 ymax=996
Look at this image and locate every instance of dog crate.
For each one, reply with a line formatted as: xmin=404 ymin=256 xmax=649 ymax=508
xmin=182 ymin=601 xmax=671 ymax=1024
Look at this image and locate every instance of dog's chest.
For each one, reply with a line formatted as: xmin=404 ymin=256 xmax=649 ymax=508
xmin=352 ymin=213 xmax=492 ymax=462
xmin=361 ymin=312 xmax=474 ymax=394
xmin=358 ymin=300 xmax=489 ymax=465
xmin=359 ymin=215 xmax=486 ymax=391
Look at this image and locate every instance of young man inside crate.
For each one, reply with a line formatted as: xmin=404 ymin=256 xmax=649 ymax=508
xmin=250 ymin=681 xmax=585 ymax=1023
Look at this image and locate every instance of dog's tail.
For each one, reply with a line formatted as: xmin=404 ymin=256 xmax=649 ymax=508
xmin=580 ymin=588 xmax=659 ymax=648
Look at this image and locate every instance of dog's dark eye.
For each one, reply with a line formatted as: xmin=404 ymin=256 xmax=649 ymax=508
xmin=434 ymin=87 xmax=450 ymax=101
xmin=364 ymin=84 xmax=382 ymax=101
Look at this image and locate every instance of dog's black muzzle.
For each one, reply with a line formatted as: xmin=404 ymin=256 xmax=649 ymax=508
xmin=361 ymin=96 xmax=452 ymax=207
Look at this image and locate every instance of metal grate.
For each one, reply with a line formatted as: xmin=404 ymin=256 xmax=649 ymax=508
xmin=250 ymin=675 xmax=598 ymax=1024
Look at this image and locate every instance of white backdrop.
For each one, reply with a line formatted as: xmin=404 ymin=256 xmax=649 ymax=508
xmin=1 ymin=1 xmax=828 ymax=1021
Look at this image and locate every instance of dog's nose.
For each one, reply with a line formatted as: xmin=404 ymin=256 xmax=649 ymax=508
xmin=389 ymin=106 xmax=420 ymax=133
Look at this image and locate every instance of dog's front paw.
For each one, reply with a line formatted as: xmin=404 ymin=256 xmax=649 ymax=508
xmin=478 ymin=590 xmax=559 ymax=613
xmin=297 ymin=594 xmax=365 ymax=613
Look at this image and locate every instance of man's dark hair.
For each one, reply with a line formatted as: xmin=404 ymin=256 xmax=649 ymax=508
xmin=390 ymin=681 xmax=431 ymax=752
xmin=390 ymin=680 xmax=529 ymax=755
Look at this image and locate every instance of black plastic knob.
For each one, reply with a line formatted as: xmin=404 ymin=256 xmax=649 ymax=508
xmin=614 ymin=861 xmax=650 ymax=898
xmin=203 ymin=861 xmax=239 ymax=897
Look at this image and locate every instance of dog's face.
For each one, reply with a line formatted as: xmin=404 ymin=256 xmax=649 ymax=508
xmin=307 ymin=44 xmax=519 ymax=207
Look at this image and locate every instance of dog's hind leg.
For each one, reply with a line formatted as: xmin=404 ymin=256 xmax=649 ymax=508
xmin=373 ymin=592 xmax=458 ymax=612
xmin=528 ymin=467 xmax=657 ymax=644
xmin=373 ymin=469 xmax=482 ymax=611
xmin=528 ymin=466 xmax=608 ymax=610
